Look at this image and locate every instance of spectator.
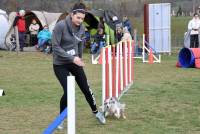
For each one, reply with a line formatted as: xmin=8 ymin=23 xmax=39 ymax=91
xmin=122 ymin=27 xmax=132 ymax=41
xmin=29 ymin=19 xmax=40 ymax=46
xmin=98 ymin=17 xmax=105 ymax=30
xmin=13 ymin=9 xmax=26 ymax=51
xmin=37 ymin=25 xmax=51 ymax=51
xmin=123 ymin=16 xmax=133 ymax=36
xmin=188 ymin=13 xmax=200 ymax=48
xmin=112 ymin=16 xmax=122 ymax=29
xmin=112 ymin=16 xmax=123 ymax=43
xmin=115 ymin=26 xmax=123 ymax=42
xmin=90 ymin=28 xmax=106 ymax=54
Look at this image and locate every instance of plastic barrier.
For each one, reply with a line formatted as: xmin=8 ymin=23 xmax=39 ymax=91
xmin=178 ymin=47 xmax=200 ymax=68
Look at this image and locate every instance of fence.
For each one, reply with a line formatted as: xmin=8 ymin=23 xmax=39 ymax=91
xmin=100 ymin=40 xmax=134 ymax=109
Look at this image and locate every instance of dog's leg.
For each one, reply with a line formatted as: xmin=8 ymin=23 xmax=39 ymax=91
xmin=120 ymin=109 xmax=126 ymax=119
xmin=105 ymin=111 xmax=109 ymax=117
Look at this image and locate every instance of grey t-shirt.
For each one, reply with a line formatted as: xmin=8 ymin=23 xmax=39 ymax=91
xmin=52 ymin=16 xmax=85 ymax=65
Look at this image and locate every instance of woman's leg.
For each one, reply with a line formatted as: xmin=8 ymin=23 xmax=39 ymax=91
xmin=53 ymin=64 xmax=70 ymax=113
xmin=190 ymin=35 xmax=195 ymax=48
xmin=194 ymin=34 xmax=199 ymax=48
xmin=69 ymin=64 xmax=98 ymax=113
xmin=32 ymin=34 xmax=38 ymax=46
xmin=38 ymin=39 xmax=47 ymax=48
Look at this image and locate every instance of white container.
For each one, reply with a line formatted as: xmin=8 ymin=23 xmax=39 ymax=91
xmin=147 ymin=3 xmax=171 ymax=53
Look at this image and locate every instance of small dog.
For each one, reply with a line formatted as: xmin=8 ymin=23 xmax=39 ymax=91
xmin=103 ymin=97 xmax=126 ymax=119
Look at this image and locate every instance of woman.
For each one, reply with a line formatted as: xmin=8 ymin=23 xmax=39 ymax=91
xmin=29 ymin=19 xmax=40 ymax=46
xmin=37 ymin=25 xmax=51 ymax=51
xmin=52 ymin=2 xmax=106 ymax=129
xmin=90 ymin=27 xmax=106 ymax=54
xmin=188 ymin=13 xmax=200 ymax=48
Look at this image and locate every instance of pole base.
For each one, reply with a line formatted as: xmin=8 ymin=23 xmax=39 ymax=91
xmin=0 ymin=89 xmax=5 ymax=96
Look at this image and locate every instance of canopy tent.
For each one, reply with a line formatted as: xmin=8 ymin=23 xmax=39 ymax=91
xmin=0 ymin=9 xmax=9 ymax=49
xmin=4 ymin=10 xmax=61 ymax=49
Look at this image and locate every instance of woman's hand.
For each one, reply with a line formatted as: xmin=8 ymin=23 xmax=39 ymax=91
xmin=73 ymin=57 xmax=85 ymax=67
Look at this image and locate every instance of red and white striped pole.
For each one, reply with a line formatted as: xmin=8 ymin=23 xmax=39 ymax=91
xmin=102 ymin=40 xmax=134 ymax=106
xmin=112 ymin=45 xmax=116 ymax=98
xmin=115 ymin=43 xmax=120 ymax=98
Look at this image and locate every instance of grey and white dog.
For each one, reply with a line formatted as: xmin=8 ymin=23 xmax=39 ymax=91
xmin=102 ymin=97 xmax=126 ymax=119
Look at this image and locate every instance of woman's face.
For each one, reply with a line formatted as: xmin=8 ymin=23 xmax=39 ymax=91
xmin=116 ymin=27 xmax=122 ymax=33
xmin=71 ymin=12 xmax=85 ymax=26
xmin=32 ymin=20 xmax=36 ymax=24
xmin=194 ymin=15 xmax=199 ymax=19
xmin=98 ymin=28 xmax=103 ymax=34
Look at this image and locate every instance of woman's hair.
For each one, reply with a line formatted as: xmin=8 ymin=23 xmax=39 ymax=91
xmin=194 ymin=13 xmax=199 ymax=17
xmin=72 ymin=2 xmax=86 ymax=14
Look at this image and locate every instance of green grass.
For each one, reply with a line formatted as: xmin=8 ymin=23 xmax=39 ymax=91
xmin=171 ymin=16 xmax=190 ymax=37
xmin=0 ymin=51 xmax=200 ymax=134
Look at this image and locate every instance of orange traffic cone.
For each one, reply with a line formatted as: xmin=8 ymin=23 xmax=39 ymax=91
xmin=98 ymin=49 xmax=103 ymax=64
xmin=148 ymin=48 xmax=153 ymax=64
xmin=176 ymin=61 xmax=181 ymax=67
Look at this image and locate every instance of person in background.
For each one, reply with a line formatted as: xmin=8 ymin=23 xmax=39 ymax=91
xmin=90 ymin=27 xmax=106 ymax=54
xmin=188 ymin=13 xmax=200 ymax=48
xmin=122 ymin=27 xmax=132 ymax=41
xmin=123 ymin=16 xmax=133 ymax=36
xmin=29 ymin=19 xmax=40 ymax=46
xmin=37 ymin=25 xmax=51 ymax=51
xmin=13 ymin=9 xmax=26 ymax=51
xmin=98 ymin=17 xmax=105 ymax=30
xmin=115 ymin=26 xmax=123 ymax=42
xmin=52 ymin=2 xmax=106 ymax=130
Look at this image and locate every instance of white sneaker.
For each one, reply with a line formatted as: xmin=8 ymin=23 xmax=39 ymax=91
xmin=95 ymin=112 xmax=106 ymax=124
xmin=57 ymin=121 xmax=64 ymax=130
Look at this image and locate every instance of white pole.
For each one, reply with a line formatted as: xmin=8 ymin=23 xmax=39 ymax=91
xmin=124 ymin=41 xmax=128 ymax=87
xmin=0 ymin=89 xmax=5 ymax=96
xmin=108 ymin=46 xmax=112 ymax=97
xmin=115 ymin=43 xmax=119 ymax=98
xmin=67 ymin=76 xmax=75 ymax=134
xmin=102 ymin=48 xmax=106 ymax=111
xmin=142 ymin=34 xmax=145 ymax=63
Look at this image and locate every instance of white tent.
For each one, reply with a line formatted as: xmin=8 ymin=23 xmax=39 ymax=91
xmin=5 ymin=10 xmax=62 ymax=50
xmin=0 ymin=9 xmax=9 ymax=49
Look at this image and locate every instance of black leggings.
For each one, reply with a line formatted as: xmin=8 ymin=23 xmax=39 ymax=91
xmin=190 ymin=34 xmax=199 ymax=48
xmin=53 ymin=64 xmax=98 ymax=114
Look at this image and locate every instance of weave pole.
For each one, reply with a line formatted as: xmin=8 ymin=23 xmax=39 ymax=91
xmin=101 ymin=40 xmax=134 ymax=107
xmin=67 ymin=76 xmax=75 ymax=134
xmin=43 ymin=76 xmax=75 ymax=134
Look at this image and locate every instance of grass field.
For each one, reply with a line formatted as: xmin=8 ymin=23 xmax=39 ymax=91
xmin=0 ymin=51 xmax=200 ymax=134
